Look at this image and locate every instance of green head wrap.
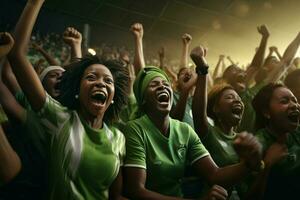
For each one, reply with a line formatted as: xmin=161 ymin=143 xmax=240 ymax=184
xmin=133 ymin=67 xmax=170 ymax=106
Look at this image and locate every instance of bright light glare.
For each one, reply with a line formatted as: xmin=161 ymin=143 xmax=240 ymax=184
xmin=88 ymin=48 xmax=96 ymax=55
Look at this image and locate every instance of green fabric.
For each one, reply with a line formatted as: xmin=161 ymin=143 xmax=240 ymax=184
xmin=133 ymin=67 xmax=170 ymax=106
xmin=172 ymin=92 xmax=194 ymax=129
xmin=202 ymin=125 xmax=251 ymax=198
xmin=237 ymin=82 xmax=266 ymax=133
xmin=255 ymin=128 xmax=300 ymax=199
xmin=36 ymin=94 xmax=125 ymax=200
xmin=203 ymin=125 xmax=239 ymax=166
xmin=124 ymin=114 xmax=209 ymax=197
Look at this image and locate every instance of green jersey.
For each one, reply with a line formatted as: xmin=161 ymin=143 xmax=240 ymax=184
xmin=124 ymin=114 xmax=209 ymax=197
xmin=36 ymin=94 xmax=125 ymax=200
xmin=255 ymin=128 xmax=300 ymax=199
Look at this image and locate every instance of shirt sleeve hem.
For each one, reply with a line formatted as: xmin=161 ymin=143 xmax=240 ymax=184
xmin=123 ymin=164 xmax=146 ymax=169
xmin=190 ymin=153 xmax=210 ymax=165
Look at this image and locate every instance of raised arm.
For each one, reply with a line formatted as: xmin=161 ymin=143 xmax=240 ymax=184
xmin=245 ymin=25 xmax=270 ymax=85
xmin=170 ymin=68 xmax=197 ymax=121
xmin=0 ymin=124 xmax=22 ymax=185
xmin=212 ymin=55 xmax=225 ymax=80
xmin=7 ymin=0 xmax=46 ymax=111
xmin=180 ymin=33 xmax=192 ymax=68
xmin=63 ymin=27 xmax=82 ymax=62
xmin=190 ymin=45 xmax=209 ymax=138
xmin=0 ymin=33 xmax=25 ymax=123
xmin=158 ymin=47 xmax=165 ymax=69
xmin=131 ymin=23 xmax=145 ymax=75
xmin=265 ymin=31 xmax=300 ymax=83
xmin=31 ymin=42 xmax=60 ymax=66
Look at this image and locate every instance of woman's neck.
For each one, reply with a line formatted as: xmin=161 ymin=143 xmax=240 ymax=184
xmin=78 ymin=108 xmax=104 ymax=129
xmin=216 ymin=120 xmax=234 ymax=135
xmin=266 ymin=124 xmax=288 ymax=142
xmin=146 ymin=111 xmax=170 ymax=137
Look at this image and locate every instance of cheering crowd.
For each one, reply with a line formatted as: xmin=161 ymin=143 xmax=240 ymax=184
xmin=0 ymin=0 xmax=300 ymax=199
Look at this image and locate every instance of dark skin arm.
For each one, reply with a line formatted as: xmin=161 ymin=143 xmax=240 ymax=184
xmin=131 ymin=23 xmax=145 ymax=75
xmin=190 ymin=45 xmax=209 ymax=138
xmin=31 ymin=42 xmax=60 ymax=66
xmin=7 ymin=0 xmax=46 ymax=111
xmin=245 ymin=25 xmax=270 ymax=86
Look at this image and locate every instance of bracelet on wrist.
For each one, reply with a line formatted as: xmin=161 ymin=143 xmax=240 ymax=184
xmin=195 ymin=65 xmax=209 ymax=75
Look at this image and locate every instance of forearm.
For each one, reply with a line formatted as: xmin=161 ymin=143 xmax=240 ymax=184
xmin=8 ymin=0 xmax=46 ymax=111
xmin=37 ymin=48 xmax=60 ymax=66
xmin=170 ymin=92 xmax=189 ymax=121
xmin=212 ymin=59 xmax=222 ymax=79
xmin=192 ymin=74 xmax=209 ymax=138
xmin=70 ymin=43 xmax=82 ymax=61
xmin=281 ymin=32 xmax=300 ymax=65
xmin=250 ymin=36 xmax=268 ymax=69
xmin=180 ymin=45 xmax=189 ymax=68
xmin=2 ymin=59 xmax=21 ymax=95
xmin=274 ymin=49 xmax=282 ymax=60
xmin=0 ymin=126 xmax=21 ymax=185
xmin=133 ymin=37 xmax=145 ymax=75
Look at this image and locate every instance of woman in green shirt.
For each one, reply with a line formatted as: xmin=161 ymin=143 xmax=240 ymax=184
xmin=250 ymin=83 xmax=300 ymax=199
xmin=123 ymin=63 xmax=262 ymax=200
xmin=7 ymin=1 xmax=130 ymax=199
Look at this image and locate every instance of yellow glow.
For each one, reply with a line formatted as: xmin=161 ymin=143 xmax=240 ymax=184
xmin=88 ymin=48 xmax=96 ymax=56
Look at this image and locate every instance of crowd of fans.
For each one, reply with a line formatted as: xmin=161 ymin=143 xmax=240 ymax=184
xmin=1 ymin=0 xmax=300 ymax=200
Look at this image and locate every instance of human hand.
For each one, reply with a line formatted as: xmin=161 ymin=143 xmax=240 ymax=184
xmin=63 ymin=27 xmax=82 ymax=47
xmin=190 ymin=45 xmax=208 ymax=67
xmin=219 ymin=54 xmax=225 ymax=60
xmin=201 ymin=185 xmax=228 ymax=200
xmin=130 ymin=23 xmax=143 ymax=39
xmin=182 ymin=33 xmax=192 ymax=45
xmin=257 ymin=24 xmax=270 ymax=38
xmin=0 ymin=32 xmax=15 ymax=58
xmin=233 ymin=132 xmax=262 ymax=171
xmin=269 ymin=46 xmax=278 ymax=52
xmin=177 ymin=68 xmax=197 ymax=92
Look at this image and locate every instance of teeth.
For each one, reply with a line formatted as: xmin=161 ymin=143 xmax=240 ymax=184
xmin=157 ymin=92 xmax=169 ymax=102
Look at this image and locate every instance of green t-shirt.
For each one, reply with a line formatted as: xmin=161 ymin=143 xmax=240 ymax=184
xmin=255 ymin=128 xmax=300 ymax=199
xmin=172 ymin=92 xmax=194 ymax=129
xmin=238 ymin=82 xmax=265 ymax=133
xmin=36 ymin=94 xmax=125 ymax=200
xmin=203 ymin=125 xmax=239 ymax=167
xmin=124 ymin=114 xmax=209 ymax=197
xmin=203 ymin=125 xmax=251 ymax=198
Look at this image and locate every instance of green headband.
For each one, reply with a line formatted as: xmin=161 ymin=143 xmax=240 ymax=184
xmin=133 ymin=67 xmax=170 ymax=106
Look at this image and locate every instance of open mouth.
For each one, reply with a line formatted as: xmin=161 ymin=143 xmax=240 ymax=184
xmin=288 ymin=111 xmax=300 ymax=123
xmin=183 ymin=74 xmax=191 ymax=82
xmin=232 ymin=104 xmax=243 ymax=116
xmin=156 ymin=91 xmax=169 ymax=103
xmin=91 ymin=91 xmax=107 ymax=105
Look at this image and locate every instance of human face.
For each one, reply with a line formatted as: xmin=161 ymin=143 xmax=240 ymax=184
xmin=43 ymin=69 xmax=64 ymax=98
xmin=266 ymin=87 xmax=300 ymax=133
xmin=79 ymin=64 xmax=115 ymax=118
xmin=144 ymin=76 xmax=173 ymax=116
xmin=215 ymin=89 xmax=244 ymax=126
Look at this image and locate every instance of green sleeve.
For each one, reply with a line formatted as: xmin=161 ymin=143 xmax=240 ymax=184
xmin=36 ymin=93 xmax=71 ymax=136
xmin=187 ymin=124 xmax=210 ymax=165
xmin=124 ymin=123 xmax=146 ymax=169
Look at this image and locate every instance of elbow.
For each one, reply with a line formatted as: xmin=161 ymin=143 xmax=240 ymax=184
xmin=0 ymin=155 xmax=21 ymax=185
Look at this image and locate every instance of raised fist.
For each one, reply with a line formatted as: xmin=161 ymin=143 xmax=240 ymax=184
xmin=257 ymin=24 xmax=270 ymax=38
xmin=182 ymin=33 xmax=192 ymax=45
xmin=130 ymin=23 xmax=143 ymax=39
xmin=63 ymin=27 xmax=82 ymax=46
xmin=190 ymin=45 xmax=208 ymax=67
xmin=0 ymin=32 xmax=15 ymax=58
xmin=269 ymin=46 xmax=278 ymax=52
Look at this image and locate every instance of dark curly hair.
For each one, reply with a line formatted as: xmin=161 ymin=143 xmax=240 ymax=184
xmin=207 ymin=83 xmax=234 ymax=122
xmin=57 ymin=55 xmax=130 ymax=124
xmin=252 ymin=82 xmax=285 ymax=131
